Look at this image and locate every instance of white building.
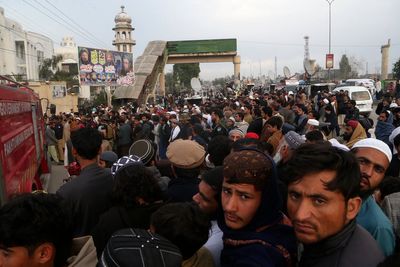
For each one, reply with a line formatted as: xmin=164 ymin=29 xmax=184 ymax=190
xmin=55 ymin=36 xmax=78 ymax=68
xmin=0 ymin=7 xmax=53 ymax=80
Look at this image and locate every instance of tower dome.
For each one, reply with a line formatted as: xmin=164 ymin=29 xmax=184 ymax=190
xmin=112 ymin=5 xmax=135 ymax=53
xmin=114 ymin=5 xmax=132 ymax=25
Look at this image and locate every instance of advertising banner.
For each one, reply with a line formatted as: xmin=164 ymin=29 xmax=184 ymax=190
xmin=78 ymin=47 xmax=134 ymax=86
xmin=326 ymin=54 xmax=334 ymax=69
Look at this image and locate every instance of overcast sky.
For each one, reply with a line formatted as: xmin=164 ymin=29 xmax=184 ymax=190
xmin=1 ymin=0 xmax=399 ymax=80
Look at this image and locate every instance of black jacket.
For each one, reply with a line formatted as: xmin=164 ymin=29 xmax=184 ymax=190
xmin=299 ymin=220 xmax=384 ymax=267
xmin=92 ymin=203 xmax=163 ymax=257
xmin=57 ymin=163 xmax=113 ymax=237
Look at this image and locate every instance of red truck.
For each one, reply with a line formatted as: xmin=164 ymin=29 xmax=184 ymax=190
xmin=0 ymin=75 xmax=49 ymax=205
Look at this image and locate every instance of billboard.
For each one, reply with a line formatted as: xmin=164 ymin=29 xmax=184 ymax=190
xmin=167 ymin=39 xmax=237 ymax=54
xmin=78 ymin=47 xmax=134 ymax=86
xmin=326 ymin=54 xmax=334 ymax=69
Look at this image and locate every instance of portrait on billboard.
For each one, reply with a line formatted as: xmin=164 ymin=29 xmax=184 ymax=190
xmin=78 ymin=46 xmax=134 ymax=86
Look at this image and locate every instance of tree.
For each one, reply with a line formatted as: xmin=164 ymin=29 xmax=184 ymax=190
xmin=173 ymin=63 xmax=200 ymax=90
xmin=212 ymin=77 xmax=227 ymax=88
xmin=339 ymin=54 xmax=352 ymax=79
xmin=393 ymin=58 xmax=400 ymax=80
xmin=348 ymin=55 xmax=364 ymax=78
xmin=92 ymin=89 xmax=107 ymax=107
xmin=39 ymin=55 xmax=63 ymax=81
xmin=164 ymin=72 xmax=174 ymax=94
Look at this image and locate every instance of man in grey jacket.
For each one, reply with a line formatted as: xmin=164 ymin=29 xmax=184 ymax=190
xmin=285 ymin=143 xmax=384 ymax=267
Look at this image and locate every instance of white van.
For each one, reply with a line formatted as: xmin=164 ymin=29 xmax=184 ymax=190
xmin=345 ymin=79 xmax=376 ymax=95
xmin=333 ymin=86 xmax=373 ymax=117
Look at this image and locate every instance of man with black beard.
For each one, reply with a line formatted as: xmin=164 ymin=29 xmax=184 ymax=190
xmin=352 ymin=138 xmax=396 ymax=256
xmin=343 ymin=120 xmax=367 ymax=149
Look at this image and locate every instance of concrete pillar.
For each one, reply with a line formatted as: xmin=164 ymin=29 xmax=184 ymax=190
xmin=233 ymin=55 xmax=241 ymax=87
xmin=381 ymin=39 xmax=391 ymax=80
xmin=159 ymin=72 xmax=166 ymax=96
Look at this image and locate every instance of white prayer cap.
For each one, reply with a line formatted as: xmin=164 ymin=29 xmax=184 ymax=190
xmin=352 ymin=138 xmax=392 ymax=162
xmin=307 ymin=119 xmax=319 ymax=126
xmin=389 ymin=127 xmax=400 ymax=154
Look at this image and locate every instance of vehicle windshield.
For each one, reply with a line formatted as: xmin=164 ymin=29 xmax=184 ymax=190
xmin=352 ymin=91 xmax=370 ymax=101
xmin=284 ymin=86 xmax=297 ymax=92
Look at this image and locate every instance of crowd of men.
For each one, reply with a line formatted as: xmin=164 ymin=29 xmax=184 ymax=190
xmin=2 ymin=84 xmax=400 ymax=266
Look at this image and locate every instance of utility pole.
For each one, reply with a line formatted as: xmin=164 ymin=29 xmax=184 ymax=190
xmin=326 ymin=0 xmax=335 ymax=81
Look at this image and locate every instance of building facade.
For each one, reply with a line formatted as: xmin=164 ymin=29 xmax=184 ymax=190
xmin=0 ymin=7 xmax=54 ymax=81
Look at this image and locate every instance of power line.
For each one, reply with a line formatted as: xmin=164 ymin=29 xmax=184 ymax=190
xmin=240 ymin=40 xmax=400 ymax=48
xmin=0 ymin=46 xmax=44 ymax=59
xmin=43 ymin=0 xmax=110 ymax=48
xmin=0 ymin=1 xmax=61 ymax=44
xmin=22 ymin=0 xmax=104 ymax=48
xmin=30 ymin=0 xmax=108 ymax=48
xmin=0 ymin=24 xmax=55 ymax=57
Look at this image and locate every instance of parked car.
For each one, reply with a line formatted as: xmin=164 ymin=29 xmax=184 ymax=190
xmin=333 ymin=86 xmax=373 ymax=117
xmin=345 ymin=79 xmax=376 ymax=95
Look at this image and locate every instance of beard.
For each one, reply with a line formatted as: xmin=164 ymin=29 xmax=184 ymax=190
xmin=342 ymin=132 xmax=352 ymax=141
xmin=359 ymin=175 xmax=378 ymax=199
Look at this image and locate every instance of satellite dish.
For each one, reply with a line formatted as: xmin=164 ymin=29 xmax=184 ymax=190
xmin=283 ymin=66 xmax=291 ymax=78
xmin=304 ymin=59 xmax=317 ymax=76
xmin=190 ymin=78 xmax=201 ymax=94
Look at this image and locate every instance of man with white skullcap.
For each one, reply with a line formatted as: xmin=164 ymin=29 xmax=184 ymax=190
xmin=352 ymin=138 xmax=396 ymax=256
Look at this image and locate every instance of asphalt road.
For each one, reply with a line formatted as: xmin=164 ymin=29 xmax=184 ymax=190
xmin=47 ymin=162 xmax=69 ymax=193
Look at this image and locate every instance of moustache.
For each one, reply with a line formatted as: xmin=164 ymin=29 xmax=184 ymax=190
xmin=292 ymin=220 xmax=317 ymax=231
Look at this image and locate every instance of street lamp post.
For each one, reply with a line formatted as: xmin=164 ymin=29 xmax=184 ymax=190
xmin=326 ymin=0 xmax=335 ymax=81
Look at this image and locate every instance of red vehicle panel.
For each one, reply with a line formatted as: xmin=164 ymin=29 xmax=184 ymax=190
xmin=0 ymin=76 xmax=48 ymax=205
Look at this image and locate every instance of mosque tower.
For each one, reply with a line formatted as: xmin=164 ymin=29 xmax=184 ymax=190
xmin=112 ymin=5 xmax=135 ymax=53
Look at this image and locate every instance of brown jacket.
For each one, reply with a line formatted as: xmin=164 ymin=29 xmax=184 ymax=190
xmin=182 ymin=247 xmax=215 ymax=267
xmin=267 ymin=130 xmax=283 ymax=156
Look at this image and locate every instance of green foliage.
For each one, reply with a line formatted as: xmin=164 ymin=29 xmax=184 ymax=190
xmin=92 ymin=89 xmax=108 ymax=106
xmin=212 ymin=77 xmax=227 ymax=88
xmin=339 ymin=54 xmax=352 ymax=79
xmin=173 ymin=63 xmax=200 ymax=90
xmin=393 ymin=58 xmax=400 ymax=80
xmin=38 ymin=55 xmax=63 ymax=80
xmin=165 ymin=72 xmax=174 ymax=94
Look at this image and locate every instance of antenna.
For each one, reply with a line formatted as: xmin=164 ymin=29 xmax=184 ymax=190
xmin=303 ymin=36 xmax=318 ymax=77
xmin=304 ymin=36 xmax=310 ymax=60
xmin=283 ymin=66 xmax=291 ymax=78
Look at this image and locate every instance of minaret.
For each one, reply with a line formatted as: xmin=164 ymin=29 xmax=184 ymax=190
xmin=112 ymin=5 xmax=135 ymax=53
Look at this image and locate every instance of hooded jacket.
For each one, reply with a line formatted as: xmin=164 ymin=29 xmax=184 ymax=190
xmin=345 ymin=123 xmax=367 ymax=148
xmin=375 ymin=112 xmax=395 ymax=146
xmin=217 ymin=152 xmax=297 ymax=267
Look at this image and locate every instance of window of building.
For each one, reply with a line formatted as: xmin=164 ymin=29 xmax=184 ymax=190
xmin=37 ymin=51 xmax=44 ymax=63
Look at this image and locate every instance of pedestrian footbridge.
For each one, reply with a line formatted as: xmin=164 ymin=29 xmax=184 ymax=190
xmin=113 ymin=39 xmax=240 ymax=105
